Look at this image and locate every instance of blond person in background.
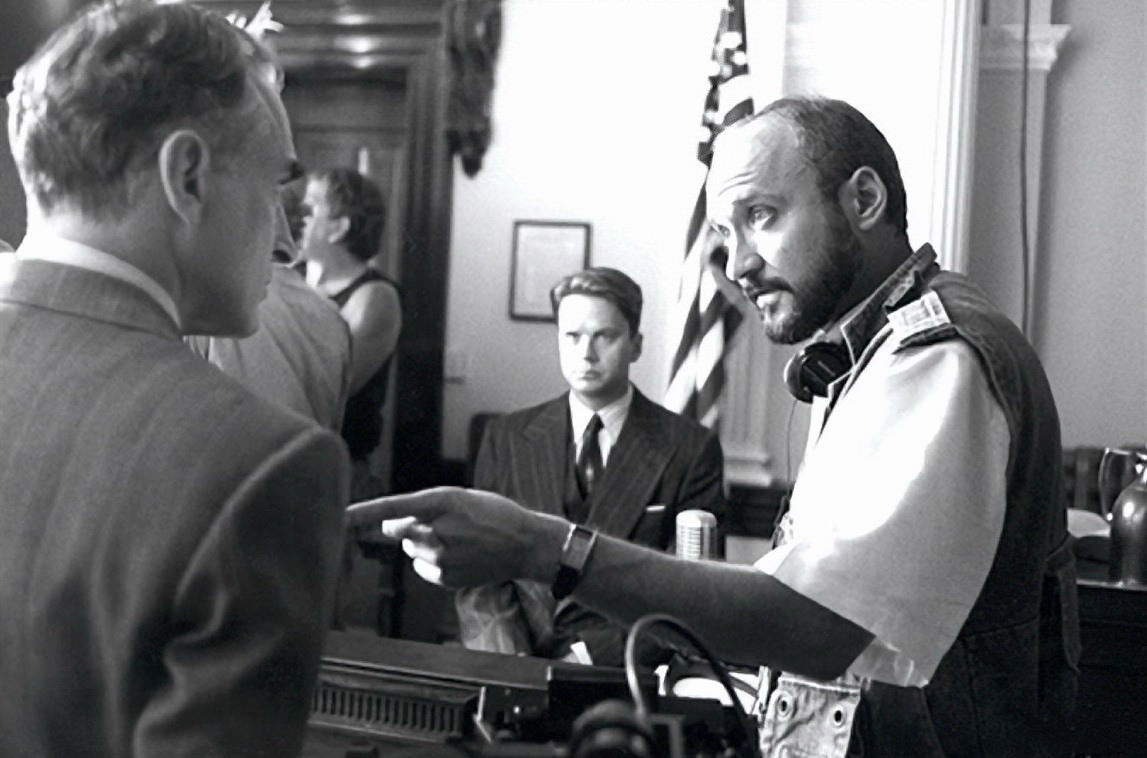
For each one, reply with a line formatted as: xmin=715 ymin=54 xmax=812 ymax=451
xmin=300 ymin=167 xmax=402 ymax=497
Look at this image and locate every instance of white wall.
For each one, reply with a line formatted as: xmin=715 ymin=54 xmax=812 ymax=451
xmin=442 ymin=0 xmax=730 ymax=460
xmin=969 ymin=0 xmax=1146 ymax=448
xmin=784 ymin=0 xmax=950 ymax=253
xmin=1035 ymin=0 xmax=1146 ymax=446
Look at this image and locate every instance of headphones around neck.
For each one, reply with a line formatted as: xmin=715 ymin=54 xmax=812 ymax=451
xmin=783 ymin=340 xmax=852 ymax=403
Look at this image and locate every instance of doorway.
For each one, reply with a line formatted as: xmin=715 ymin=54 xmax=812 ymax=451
xmin=283 ymin=71 xmax=410 ymax=492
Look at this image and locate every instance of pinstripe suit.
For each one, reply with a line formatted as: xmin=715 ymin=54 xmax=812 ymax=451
xmin=0 ymin=259 xmax=350 ymax=757
xmin=457 ymin=389 xmax=724 ymax=666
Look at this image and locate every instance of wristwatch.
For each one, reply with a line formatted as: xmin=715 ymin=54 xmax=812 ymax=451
xmin=551 ymin=524 xmax=598 ymax=600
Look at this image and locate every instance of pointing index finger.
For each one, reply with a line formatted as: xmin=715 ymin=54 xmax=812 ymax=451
xmin=345 ymin=488 xmax=452 ymax=528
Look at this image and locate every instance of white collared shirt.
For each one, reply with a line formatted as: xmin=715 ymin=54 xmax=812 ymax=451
xmin=17 ymin=232 xmax=181 ymax=327
xmin=568 ymin=385 xmax=633 ymax=467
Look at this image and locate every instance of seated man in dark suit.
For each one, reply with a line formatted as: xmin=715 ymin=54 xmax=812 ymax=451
xmin=457 ymin=267 xmax=725 ymax=666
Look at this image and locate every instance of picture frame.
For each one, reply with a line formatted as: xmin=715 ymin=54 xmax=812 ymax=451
xmin=509 ymin=220 xmax=591 ymax=321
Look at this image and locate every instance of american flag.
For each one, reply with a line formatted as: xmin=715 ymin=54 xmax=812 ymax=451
xmin=664 ymin=0 xmax=754 ymax=429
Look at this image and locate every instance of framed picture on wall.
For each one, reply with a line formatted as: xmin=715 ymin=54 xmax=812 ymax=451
xmin=509 ymin=220 xmax=591 ymax=321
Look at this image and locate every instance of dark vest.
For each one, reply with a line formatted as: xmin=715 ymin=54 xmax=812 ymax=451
xmin=330 ymin=269 xmax=400 ymax=461
xmin=834 ymin=249 xmax=1079 ymax=756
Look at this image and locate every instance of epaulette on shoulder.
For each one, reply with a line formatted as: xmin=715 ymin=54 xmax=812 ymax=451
xmin=887 ymin=290 xmax=958 ymax=349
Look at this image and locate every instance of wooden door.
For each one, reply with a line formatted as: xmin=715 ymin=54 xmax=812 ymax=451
xmin=283 ymin=74 xmax=409 ymax=491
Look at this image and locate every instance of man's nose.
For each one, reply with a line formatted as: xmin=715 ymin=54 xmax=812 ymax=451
xmin=725 ymin=231 xmax=764 ymax=282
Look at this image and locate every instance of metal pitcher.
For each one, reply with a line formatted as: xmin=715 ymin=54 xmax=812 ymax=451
xmin=1099 ymin=446 xmax=1147 ymax=584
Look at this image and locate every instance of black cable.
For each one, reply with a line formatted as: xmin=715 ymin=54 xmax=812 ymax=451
xmin=1019 ymin=0 xmax=1032 ymax=338
xmin=624 ymin=614 xmax=761 ymax=758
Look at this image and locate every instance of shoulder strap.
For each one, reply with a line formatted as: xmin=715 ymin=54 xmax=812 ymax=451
xmin=330 ymin=269 xmax=400 ymax=307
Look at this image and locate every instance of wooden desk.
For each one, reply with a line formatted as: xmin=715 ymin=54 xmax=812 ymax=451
xmin=1069 ymin=561 xmax=1147 ymax=756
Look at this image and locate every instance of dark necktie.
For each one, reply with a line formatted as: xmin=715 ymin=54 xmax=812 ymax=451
xmin=576 ymin=414 xmax=604 ymax=501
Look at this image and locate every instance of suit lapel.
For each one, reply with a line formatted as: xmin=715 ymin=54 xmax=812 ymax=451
xmin=587 ymin=390 xmax=671 ymax=537
xmin=516 ymin=396 xmax=570 ymax=516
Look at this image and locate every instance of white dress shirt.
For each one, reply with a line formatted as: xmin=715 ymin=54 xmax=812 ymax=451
xmin=568 ymin=384 xmax=633 ymax=467
xmin=16 ymin=232 xmax=180 ymax=327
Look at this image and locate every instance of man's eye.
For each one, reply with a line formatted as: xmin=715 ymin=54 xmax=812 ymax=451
xmin=748 ymin=206 xmax=774 ymax=227
xmin=710 ymin=223 xmax=731 ymax=240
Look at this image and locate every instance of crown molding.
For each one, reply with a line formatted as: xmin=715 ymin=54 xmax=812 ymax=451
xmin=784 ymin=22 xmax=1070 ymax=75
xmin=979 ymin=24 xmax=1070 ymax=72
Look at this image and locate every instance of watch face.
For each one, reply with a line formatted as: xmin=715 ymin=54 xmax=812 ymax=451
xmin=553 ymin=526 xmax=597 ymax=600
xmin=564 ymin=526 xmax=597 ymax=565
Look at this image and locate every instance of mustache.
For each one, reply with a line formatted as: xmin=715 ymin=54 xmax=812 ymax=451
xmin=740 ymin=277 xmax=792 ymax=299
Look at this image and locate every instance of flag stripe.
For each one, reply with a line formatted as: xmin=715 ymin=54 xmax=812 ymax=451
xmin=715 ymin=75 xmax=754 ymax=123
xmin=665 ymin=0 xmax=754 ymax=431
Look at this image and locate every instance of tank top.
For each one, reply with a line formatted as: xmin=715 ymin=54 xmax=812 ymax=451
xmin=330 ymin=269 xmax=401 ymax=461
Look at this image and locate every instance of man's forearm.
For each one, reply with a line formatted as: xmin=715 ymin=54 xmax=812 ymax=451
xmin=361 ymin=487 xmax=870 ymax=679
xmin=522 ymin=524 xmax=872 ymax=680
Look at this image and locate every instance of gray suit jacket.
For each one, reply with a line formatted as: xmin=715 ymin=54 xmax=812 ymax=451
xmin=0 ymin=259 xmax=350 ymax=757
xmin=457 ymin=389 xmax=724 ymax=666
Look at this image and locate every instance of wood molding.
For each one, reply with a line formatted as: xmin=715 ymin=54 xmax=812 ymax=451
xmin=979 ymin=24 xmax=1071 ymax=72
xmin=719 ymin=322 xmax=777 ymax=488
xmin=928 ymin=0 xmax=981 ymax=274
xmin=443 ymin=0 xmax=502 ymax=177
xmin=976 ymin=22 xmax=1071 ymax=340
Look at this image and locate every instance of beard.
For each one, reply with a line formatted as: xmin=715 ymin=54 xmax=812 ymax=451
xmin=762 ymin=211 xmax=862 ymax=344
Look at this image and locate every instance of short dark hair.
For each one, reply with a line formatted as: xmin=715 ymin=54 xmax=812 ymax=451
xmin=550 ymin=267 xmax=643 ymax=335
xmin=746 ymin=96 xmax=909 ymax=237
xmin=311 ymin=168 xmax=386 ymax=262
xmin=7 ymin=0 xmax=262 ymax=219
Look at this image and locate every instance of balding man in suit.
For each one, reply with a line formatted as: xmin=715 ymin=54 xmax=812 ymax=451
xmin=0 ymin=3 xmax=348 ymax=756
xmin=456 ymin=267 xmax=725 ymax=667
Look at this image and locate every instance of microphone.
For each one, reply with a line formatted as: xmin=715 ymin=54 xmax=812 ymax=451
xmin=676 ymin=509 xmax=718 ymax=561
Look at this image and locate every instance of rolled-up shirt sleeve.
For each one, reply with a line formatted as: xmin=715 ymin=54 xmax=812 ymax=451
xmin=756 ymin=338 xmax=1008 ymax=686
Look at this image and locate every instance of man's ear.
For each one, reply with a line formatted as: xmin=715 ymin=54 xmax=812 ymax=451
xmin=327 ymin=215 xmax=351 ymax=245
xmin=157 ymin=129 xmax=211 ymax=226
xmin=629 ymin=331 xmax=643 ymax=363
xmin=841 ymin=166 xmax=887 ymax=232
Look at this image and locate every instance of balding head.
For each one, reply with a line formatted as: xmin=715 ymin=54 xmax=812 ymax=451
xmin=713 ymin=96 xmax=908 ymax=237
